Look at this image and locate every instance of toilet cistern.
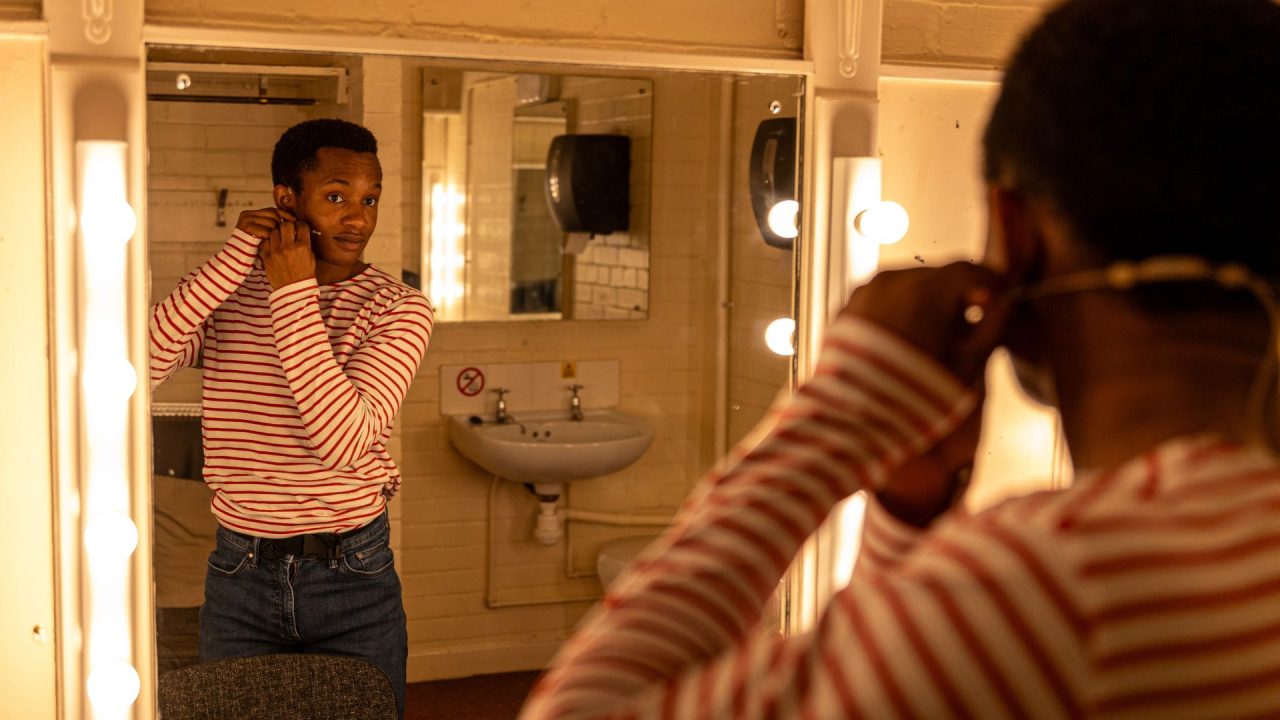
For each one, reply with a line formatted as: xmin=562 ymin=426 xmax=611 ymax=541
xmin=568 ymin=384 xmax=585 ymax=421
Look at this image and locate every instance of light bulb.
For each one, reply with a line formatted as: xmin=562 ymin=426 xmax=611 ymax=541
xmin=175 ymin=72 xmax=192 ymax=91
xmin=854 ymin=200 xmax=909 ymax=244
xmin=80 ymin=361 xmax=138 ymax=402
xmin=86 ymin=660 xmax=140 ymax=712
xmin=765 ymin=317 xmax=796 ymax=356
xmin=84 ymin=512 xmax=139 ymax=558
xmin=766 ymin=200 xmax=800 ymax=240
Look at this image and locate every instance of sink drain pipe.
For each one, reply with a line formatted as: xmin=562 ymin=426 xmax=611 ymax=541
xmin=525 ymin=483 xmax=672 ymax=545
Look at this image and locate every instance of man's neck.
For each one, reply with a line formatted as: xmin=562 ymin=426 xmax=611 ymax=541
xmin=1044 ymin=298 xmax=1272 ymax=471
xmin=316 ymin=260 xmax=369 ymax=286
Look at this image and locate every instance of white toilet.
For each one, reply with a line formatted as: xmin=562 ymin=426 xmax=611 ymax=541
xmin=596 ymin=535 xmax=658 ymax=588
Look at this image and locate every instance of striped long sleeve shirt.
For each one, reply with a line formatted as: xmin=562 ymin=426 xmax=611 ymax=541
xmin=150 ymin=229 xmax=434 ymax=538
xmin=519 ymin=313 xmax=1280 ymax=719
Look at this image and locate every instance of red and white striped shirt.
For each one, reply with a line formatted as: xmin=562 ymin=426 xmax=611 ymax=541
xmin=520 ymin=314 xmax=1280 ymax=719
xmin=150 ymin=229 xmax=434 ymax=538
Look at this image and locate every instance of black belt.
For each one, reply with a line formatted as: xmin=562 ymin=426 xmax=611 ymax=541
xmin=260 ymin=532 xmax=343 ymax=560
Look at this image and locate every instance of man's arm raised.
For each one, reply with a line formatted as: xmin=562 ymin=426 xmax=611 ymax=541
xmin=148 ymin=208 xmax=281 ymax=388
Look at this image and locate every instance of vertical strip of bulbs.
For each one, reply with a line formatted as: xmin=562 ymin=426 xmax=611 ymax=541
xmin=826 ymin=158 xmax=910 ymax=598
xmin=76 ymin=140 xmax=141 ymax=719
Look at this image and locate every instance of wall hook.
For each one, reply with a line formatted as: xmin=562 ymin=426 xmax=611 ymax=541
xmin=216 ymin=187 xmax=228 ymax=227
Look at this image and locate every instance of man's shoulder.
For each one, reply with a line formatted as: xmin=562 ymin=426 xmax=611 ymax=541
xmin=355 ymin=267 xmax=435 ymax=319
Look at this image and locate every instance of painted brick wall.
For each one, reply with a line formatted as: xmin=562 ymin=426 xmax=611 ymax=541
xmin=882 ymin=0 xmax=1055 ymax=68
xmin=0 ymin=0 xmax=38 ymax=20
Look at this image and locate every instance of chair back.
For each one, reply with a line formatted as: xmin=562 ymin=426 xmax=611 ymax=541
xmin=158 ymin=653 xmax=398 ymax=719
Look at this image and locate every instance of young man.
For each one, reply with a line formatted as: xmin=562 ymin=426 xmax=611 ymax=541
xmin=519 ymin=0 xmax=1280 ymax=717
xmin=150 ymin=118 xmax=434 ymax=716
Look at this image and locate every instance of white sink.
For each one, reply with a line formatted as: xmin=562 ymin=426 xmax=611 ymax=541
xmin=447 ymin=409 xmax=654 ymax=484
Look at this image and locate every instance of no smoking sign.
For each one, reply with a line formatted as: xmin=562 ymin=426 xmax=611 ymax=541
xmin=456 ymin=367 xmax=485 ymax=397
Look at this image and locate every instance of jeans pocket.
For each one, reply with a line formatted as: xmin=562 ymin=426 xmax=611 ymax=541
xmin=341 ymin=539 xmax=395 ymax=577
xmin=206 ymin=541 xmax=251 ymax=576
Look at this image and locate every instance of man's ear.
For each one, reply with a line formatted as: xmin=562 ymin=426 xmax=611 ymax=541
xmin=986 ymin=184 xmax=1045 ymax=289
xmin=272 ymin=184 xmax=294 ymax=211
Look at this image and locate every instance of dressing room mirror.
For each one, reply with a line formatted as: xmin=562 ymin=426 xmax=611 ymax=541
xmin=144 ymin=41 xmax=804 ymax=692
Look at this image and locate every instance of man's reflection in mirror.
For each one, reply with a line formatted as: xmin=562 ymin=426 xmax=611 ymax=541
xmin=150 ymin=118 xmax=435 ymax=718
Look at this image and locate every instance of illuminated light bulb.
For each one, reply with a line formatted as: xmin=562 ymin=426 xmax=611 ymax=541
xmin=80 ymin=361 xmax=138 ymax=402
xmin=84 ymin=512 xmax=139 ymax=558
xmin=765 ymin=317 xmax=796 ymax=356
xmin=766 ymin=200 xmax=800 ymax=240
xmin=80 ymin=199 xmax=137 ymax=247
xmin=77 ymin=141 xmax=137 ymax=246
xmin=86 ymin=660 xmax=140 ymax=712
xmin=854 ymin=200 xmax=909 ymax=245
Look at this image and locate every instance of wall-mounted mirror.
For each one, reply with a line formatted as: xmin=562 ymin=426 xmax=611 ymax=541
xmin=417 ymin=68 xmax=653 ymax=322
xmin=144 ymin=42 xmax=804 ymax=705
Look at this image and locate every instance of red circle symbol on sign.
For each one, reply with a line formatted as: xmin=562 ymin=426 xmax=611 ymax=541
xmin=456 ymin=367 xmax=486 ymax=397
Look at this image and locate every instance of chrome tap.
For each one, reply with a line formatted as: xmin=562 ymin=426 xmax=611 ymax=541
xmin=568 ymin=384 xmax=585 ymax=421
xmin=493 ymin=387 xmax=512 ymax=424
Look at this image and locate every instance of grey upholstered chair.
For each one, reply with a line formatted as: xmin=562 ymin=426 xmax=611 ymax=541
xmin=157 ymin=653 xmax=398 ymax=720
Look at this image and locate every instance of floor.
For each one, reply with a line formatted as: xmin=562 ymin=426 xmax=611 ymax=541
xmin=405 ymin=670 xmax=543 ymax=720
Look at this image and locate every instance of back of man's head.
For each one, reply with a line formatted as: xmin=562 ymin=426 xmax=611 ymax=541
xmin=271 ymin=118 xmax=378 ymax=191
xmin=983 ymin=0 xmax=1280 ymax=276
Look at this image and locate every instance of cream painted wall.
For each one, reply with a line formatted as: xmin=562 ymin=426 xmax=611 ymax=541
xmin=878 ymin=76 xmax=1070 ymax=510
xmin=144 ymin=0 xmax=805 ymax=58
xmin=0 ymin=35 xmax=58 ymax=719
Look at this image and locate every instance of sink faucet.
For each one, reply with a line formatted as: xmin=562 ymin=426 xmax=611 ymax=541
xmin=494 ymin=387 xmax=512 ymax=424
xmin=568 ymin=384 xmax=585 ymax=421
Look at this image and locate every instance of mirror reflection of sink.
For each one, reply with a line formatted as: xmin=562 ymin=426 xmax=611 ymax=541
xmin=447 ymin=409 xmax=654 ymax=484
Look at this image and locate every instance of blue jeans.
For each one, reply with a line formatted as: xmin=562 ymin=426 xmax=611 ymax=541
xmin=199 ymin=512 xmax=407 ymax=717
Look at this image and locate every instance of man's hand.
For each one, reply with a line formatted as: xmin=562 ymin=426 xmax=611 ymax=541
xmin=841 ymin=261 xmax=1009 ymax=385
xmin=840 ymin=262 xmax=1010 ymax=525
xmin=235 ymin=207 xmax=291 ymax=241
xmin=876 ymin=407 xmax=983 ymax=526
xmin=258 ymin=216 xmax=317 ymax=290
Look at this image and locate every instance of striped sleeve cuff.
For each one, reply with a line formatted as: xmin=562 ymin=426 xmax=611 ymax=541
xmin=227 ymin=228 xmax=263 ymax=256
xmin=809 ymin=315 xmax=977 ymax=488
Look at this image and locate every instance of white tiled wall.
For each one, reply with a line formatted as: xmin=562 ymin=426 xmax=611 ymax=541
xmin=439 ymin=360 xmax=620 ymax=417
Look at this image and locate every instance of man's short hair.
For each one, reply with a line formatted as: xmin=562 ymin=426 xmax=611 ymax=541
xmin=983 ymin=0 xmax=1280 ymax=275
xmin=271 ymin=118 xmax=378 ymax=190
